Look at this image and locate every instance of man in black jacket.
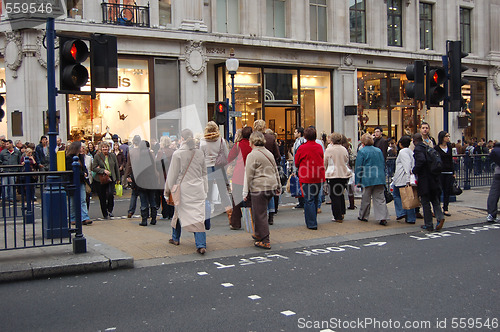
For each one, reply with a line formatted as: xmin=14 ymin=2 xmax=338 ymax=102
xmin=487 ymin=141 xmax=500 ymax=222
xmin=412 ymin=133 xmax=444 ymax=231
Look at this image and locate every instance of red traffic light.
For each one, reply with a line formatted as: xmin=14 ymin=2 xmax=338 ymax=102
xmin=217 ymin=103 xmax=224 ymax=113
xmin=60 ymin=37 xmax=89 ymax=91
xmin=427 ymin=67 xmax=446 ymax=107
xmin=61 ymin=39 xmax=88 ymax=63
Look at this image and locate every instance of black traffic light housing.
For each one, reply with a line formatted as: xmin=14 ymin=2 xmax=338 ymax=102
xmin=91 ymin=34 xmax=118 ymax=89
xmin=426 ymin=66 xmax=446 ymax=107
xmin=0 ymin=96 xmax=4 ymax=122
xmin=214 ymin=101 xmax=228 ymax=125
xmin=448 ymin=41 xmax=468 ymax=112
xmin=59 ymin=37 xmax=89 ymax=92
xmin=405 ymin=60 xmax=425 ymax=100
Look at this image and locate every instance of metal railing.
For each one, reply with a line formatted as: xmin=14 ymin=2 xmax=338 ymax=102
xmin=101 ymin=2 xmax=150 ymax=27
xmin=0 ymin=157 xmax=86 ymax=253
xmin=385 ymin=154 xmax=494 ymax=189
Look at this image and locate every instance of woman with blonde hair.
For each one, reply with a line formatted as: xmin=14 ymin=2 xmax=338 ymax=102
xmin=165 ymin=129 xmax=208 ymax=254
xmin=200 ymin=121 xmax=232 ymax=226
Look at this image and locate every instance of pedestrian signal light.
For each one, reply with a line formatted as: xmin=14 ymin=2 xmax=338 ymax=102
xmin=426 ymin=67 xmax=446 ymax=107
xmin=214 ymin=101 xmax=227 ymax=126
xmin=59 ymin=38 xmax=89 ymax=91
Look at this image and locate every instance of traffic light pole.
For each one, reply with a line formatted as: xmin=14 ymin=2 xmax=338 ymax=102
xmin=46 ymin=18 xmax=86 ymax=253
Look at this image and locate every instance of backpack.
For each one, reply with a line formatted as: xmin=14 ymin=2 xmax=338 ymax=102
xmin=426 ymin=146 xmax=443 ymax=175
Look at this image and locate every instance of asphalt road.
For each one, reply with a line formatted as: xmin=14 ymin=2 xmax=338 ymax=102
xmin=1 ymin=222 xmax=499 ymax=332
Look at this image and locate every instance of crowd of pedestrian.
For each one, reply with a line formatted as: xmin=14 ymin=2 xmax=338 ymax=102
xmin=0 ymin=120 xmax=499 ymax=255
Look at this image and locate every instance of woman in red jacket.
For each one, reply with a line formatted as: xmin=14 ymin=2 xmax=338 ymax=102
xmin=294 ymin=127 xmax=326 ymax=230
xmin=227 ymin=126 xmax=253 ymax=229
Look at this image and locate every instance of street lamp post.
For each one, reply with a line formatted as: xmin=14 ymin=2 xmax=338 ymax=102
xmin=225 ymin=49 xmax=239 ymax=141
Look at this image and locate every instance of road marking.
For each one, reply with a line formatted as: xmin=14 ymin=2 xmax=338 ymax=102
xmin=281 ymin=310 xmax=296 ymax=316
xmin=363 ymin=242 xmax=387 ymax=247
xmin=221 ymin=283 xmax=234 ymax=288
xmin=248 ymin=295 xmax=261 ymax=300
xmin=197 ymin=272 xmax=208 ymax=276
xmin=410 ymin=225 xmax=500 ymax=240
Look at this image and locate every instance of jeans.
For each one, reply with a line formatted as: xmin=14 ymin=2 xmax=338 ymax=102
xmin=317 ymin=183 xmax=324 ymax=209
xmin=2 ymin=175 xmax=16 ymax=201
xmin=69 ymin=183 xmax=90 ymax=222
xmin=267 ymin=194 xmax=275 ymax=213
xmin=139 ymin=189 xmax=158 ymax=217
xmin=302 ymin=183 xmax=321 ymax=229
xmin=392 ymin=185 xmax=416 ymax=223
xmin=171 ymin=219 xmax=206 ymax=249
xmin=420 ymin=193 xmax=444 ymax=229
xmin=128 ymin=188 xmax=139 ymax=215
xmin=487 ymin=174 xmax=500 ymax=219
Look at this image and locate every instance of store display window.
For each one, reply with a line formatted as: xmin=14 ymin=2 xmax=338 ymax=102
xmin=68 ymin=58 xmax=150 ymax=142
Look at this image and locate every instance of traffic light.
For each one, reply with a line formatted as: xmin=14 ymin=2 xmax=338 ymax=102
xmin=448 ymin=41 xmax=468 ymax=112
xmin=214 ymin=101 xmax=227 ymax=125
xmin=91 ymin=34 xmax=118 ymax=88
xmin=426 ymin=66 xmax=446 ymax=107
xmin=405 ymin=60 xmax=425 ymax=100
xmin=0 ymin=96 xmax=4 ymax=122
xmin=59 ymin=37 xmax=89 ymax=92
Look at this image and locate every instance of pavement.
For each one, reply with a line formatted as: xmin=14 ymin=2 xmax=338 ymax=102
xmin=0 ymin=186 xmax=494 ymax=282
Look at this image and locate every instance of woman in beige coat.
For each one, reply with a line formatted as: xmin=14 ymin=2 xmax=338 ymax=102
xmin=324 ymin=132 xmax=352 ymax=222
xmin=165 ymin=129 xmax=209 ymax=254
xmin=243 ymin=132 xmax=281 ymax=249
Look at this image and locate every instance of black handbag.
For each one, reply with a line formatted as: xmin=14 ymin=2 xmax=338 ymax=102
xmin=384 ymin=185 xmax=394 ymax=204
xmin=452 ymin=181 xmax=463 ymax=196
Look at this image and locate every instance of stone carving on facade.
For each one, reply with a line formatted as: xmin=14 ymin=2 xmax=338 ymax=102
xmin=3 ymin=31 xmax=23 ymax=78
xmin=183 ymin=41 xmax=207 ymax=82
xmin=492 ymin=66 xmax=500 ymax=95
xmin=342 ymin=54 xmax=354 ymax=67
xmin=36 ymin=31 xmax=59 ymax=69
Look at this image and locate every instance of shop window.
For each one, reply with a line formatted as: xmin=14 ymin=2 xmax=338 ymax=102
xmin=349 ymin=0 xmax=366 ymax=43
xmin=159 ymin=0 xmax=172 ymax=26
xmin=357 ymin=71 xmax=413 ymax=140
xmin=222 ymin=66 xmax=262 ymax=128
xmin=462 ymin=79 xmax=486 ymax=141
xmin=0 ymin=60 xmax=6 ymax=135
xmin=387 ymin=0 xmax=402 ymax=47
xmin=68 ymin=58 xmax=150 ymax=143
xmin=299 ymin=70 xmax=330 ymax=134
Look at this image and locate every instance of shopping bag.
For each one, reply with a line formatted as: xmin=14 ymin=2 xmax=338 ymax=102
xmin=242 ymin=206 xmax=254 ymax=233
xmin=115 ymin=183 xmax=123 ymax=197
xmin=289 ymin=174 xmax=302 ymax=197
xmin=400 ymin=185 xmax=420 ymax=210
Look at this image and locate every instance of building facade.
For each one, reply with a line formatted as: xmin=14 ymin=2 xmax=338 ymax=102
xmin=0 ymin=0 xmax=499 ymax=152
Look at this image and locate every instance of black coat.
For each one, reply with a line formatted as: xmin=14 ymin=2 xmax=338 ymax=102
xmin=413 ymin=142 xmax=441 ymax=197
xmin=435 ymin=143 xmax=454 ymax=173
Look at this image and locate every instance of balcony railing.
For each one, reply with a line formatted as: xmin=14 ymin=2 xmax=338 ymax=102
xmin=101 ymin=2 xmax=150 ymax=28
